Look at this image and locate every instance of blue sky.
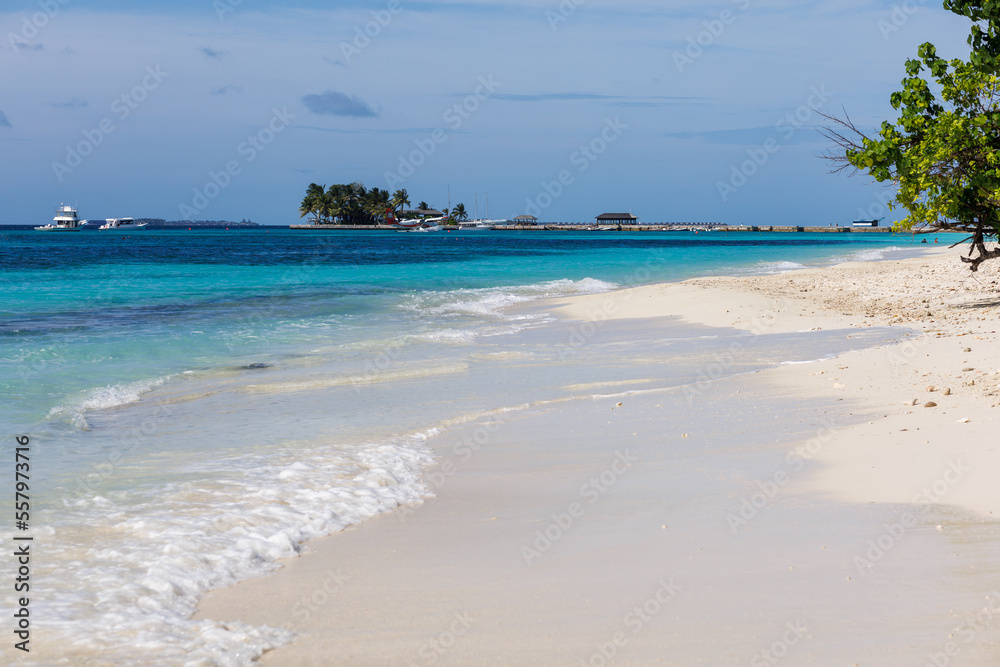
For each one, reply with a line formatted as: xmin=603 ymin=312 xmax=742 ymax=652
xmin=0 ymin=0 xmax=972 ymax=225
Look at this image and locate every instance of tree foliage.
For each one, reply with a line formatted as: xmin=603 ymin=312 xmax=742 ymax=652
xmin=298 ymin=183 xmax=396 ymax=225
xmin=391 ymin=188 xmax=410 ymax=213
xmin=824 ymin=0 xmax=1000 ymax=270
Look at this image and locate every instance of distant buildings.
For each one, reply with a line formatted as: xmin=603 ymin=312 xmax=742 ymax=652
xmin=596 ymin=213 xmax=638 ymax=225
xmin=399 ymin=208 xmax=444 ymax=218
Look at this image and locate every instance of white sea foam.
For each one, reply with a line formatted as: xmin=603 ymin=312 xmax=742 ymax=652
xmin=0 ymin=432 xmax=437 ymax=665
xmin=780 ymin=357 xmax=831 ymax=365
xmin=47 ymin=376 xmax=171 ymax=429
xmin=433 ymin=403 xmax=532 ymax=430
xmin=404 ymin=278 xmax=618 ymax=321
xmin=470 ymin=351 xmax=535 ymax=361
xmin=743 ymin=260 xmax=808 ymax=275
xmin=844 ymin=245 xmax=903 ymax=262
xmin=562 ymin=378 xmax=661 ymax=392
xmin=727 ymin=246 xmax=906 ymax=277
xmin=412 ymin=328 xmax=479 ymax=344
xmin=327 ymin=326 xmax=494 ymax=355
xmin=80 ymin=377 xmax=168 ymax=410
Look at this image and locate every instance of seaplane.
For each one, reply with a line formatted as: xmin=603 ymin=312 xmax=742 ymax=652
xmin=395 ymin=218 xmax=445 ymax=232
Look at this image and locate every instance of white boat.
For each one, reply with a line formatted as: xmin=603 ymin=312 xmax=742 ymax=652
xmin=35 ymin=204 xmax=88 ymax=231
xmin=99 ymin=217 xmax=147 ymax=231
xmin=460 ymin=193 xmax=507 ymax=230
xmin=458 ymin=219 xmax=503 ymax=230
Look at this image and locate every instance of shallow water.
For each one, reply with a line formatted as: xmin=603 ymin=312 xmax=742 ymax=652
xmin=0 ymin=228 xmax=923 ymax=663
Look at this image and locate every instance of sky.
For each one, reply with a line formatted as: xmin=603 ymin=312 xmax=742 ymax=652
xmin=0 ymin=0 xmax=974 ymax=226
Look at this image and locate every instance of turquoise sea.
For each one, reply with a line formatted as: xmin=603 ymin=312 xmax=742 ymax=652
xmin=0 ymin=227 xmax=923 ymax=663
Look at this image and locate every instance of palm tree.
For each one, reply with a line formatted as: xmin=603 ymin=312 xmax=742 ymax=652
xmin=453 ymin=203 xmax=468 ymax=221
xmin=365 ymin=188 xmax=391 ymax=223
xmin=326 ymin=184 xmax=350 ymax=224
xmin=320 ymin=186 xmax=340 ymax=224
xmin=391 ymin=189 xmax=410 ymax=214
xmin=301 ymin=182 xmax=436 ymax=224
xmin=299 ymin=183 xmax=325 ymax=223
xmin=347 ymin=182 xmax=362 ymax=224
xmin=331 ymin=182 xmax=362 ymax=224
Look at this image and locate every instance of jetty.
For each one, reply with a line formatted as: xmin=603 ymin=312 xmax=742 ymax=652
xmin=289 ymin=223 xmax=893 ymax=233
xmin=491 ymin=224 xmax=893 ymax=233
xmin=289 ymin=221 xmax=892 ymax=234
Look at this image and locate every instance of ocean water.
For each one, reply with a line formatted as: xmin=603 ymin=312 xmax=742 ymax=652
xmin=0 ymin=227 xmax=922 ymax=664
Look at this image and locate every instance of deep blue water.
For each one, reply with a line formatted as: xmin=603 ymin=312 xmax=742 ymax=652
xmin=2 ymin=227 xmax=920 ymax=423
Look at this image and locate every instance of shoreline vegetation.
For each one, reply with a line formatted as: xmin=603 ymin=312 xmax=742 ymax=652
xmin=298 ymin=182 xmax=468 ymax=225
xmin=196 ymin=245 xmax=1000 ymax=665
xmin=820 ymin=2 xmax=1000 ymax=271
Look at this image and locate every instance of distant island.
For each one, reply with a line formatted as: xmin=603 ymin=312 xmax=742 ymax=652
xmin=299 ymin=183 xmax=467 ymax=225
xmin=135 ymin=218 xmax=261 ymax=228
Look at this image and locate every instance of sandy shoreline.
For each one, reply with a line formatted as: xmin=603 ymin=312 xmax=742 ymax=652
xmin=555 ymin=244 xmax=1000 ymax=514
xmin=197 ymin=244 xmax=1000 ymax=665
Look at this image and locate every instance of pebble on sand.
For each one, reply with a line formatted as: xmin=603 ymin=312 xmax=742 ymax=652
xmin=925 ymin=401 xmax=938 ymax=408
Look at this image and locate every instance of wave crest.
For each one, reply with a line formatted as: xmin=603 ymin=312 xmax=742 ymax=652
xmin=47 ymin=376 xmax=170 ymax=429
xmin=404 ymin=277 xmax=618 ymax=320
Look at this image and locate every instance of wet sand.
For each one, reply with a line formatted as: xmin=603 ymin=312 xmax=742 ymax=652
xmin=197 ymin=245 xmax=1000 ymax=665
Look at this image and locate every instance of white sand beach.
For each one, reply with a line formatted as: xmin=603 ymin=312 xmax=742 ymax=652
xmin=197 ymin=244 xmax=1000 ymax=665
